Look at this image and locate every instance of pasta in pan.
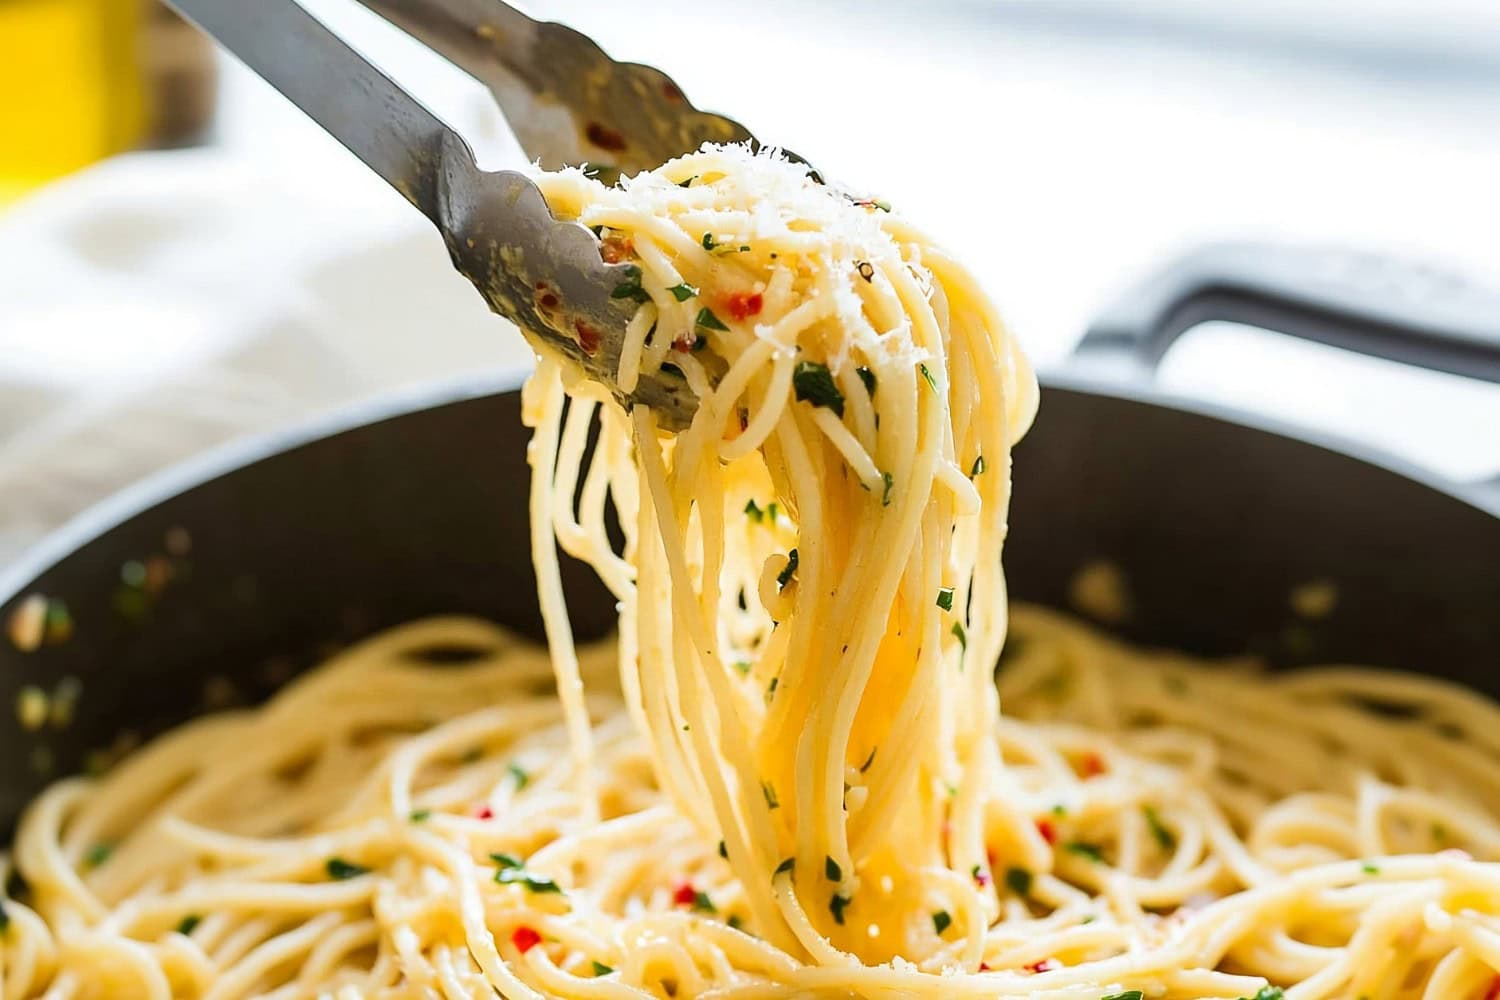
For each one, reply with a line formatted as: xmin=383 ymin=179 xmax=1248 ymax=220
xmin=4 ymin=146 xmax=1499 ymax=1000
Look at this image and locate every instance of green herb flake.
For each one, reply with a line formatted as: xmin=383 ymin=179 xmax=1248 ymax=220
xmin=592 ymin=960 xmax=614 ymax=976
xmin=175 ymin=913 xmax=201 ymax=936
xmin=1243 ymin=988 xmax=1285 ymax=1000
xmin=489 ymin=852 xmax=524 ymax=870
xmin=776 ymin=549 xmax=799 ymax=590
xmin=667 ymin=282 xmax=697 ymax=302
xmin=679 ymin=175 xmax=697 ymax=188
xmin=732 ymin=659 xmax=752 ymax=675
xmin=792 ymin=361 xmax=846 ymax=418
xmin=825 ymin=856 xmax=843 ymax=882
xmin=696 ymin=307 xmax=729 ymax=332
xmin=1063 ymin=841 xmax=1104 ymax=863
xmin=829 ymin=893 xmax=851 ymax=925
xmin=932 ymin=909 xmax=952 ymax=935
xmin=496 ymin=867 xmax=563 ymax=894
xmin=744 ymin=498 xmax=764 ymax=522
xmin=0 ymin=901 xmax=9 ymax=935
xmin=762 ymin=781 xmax=780 ymax=810
xmin=690 ymin=890 xmax=717 ymax=913
xmin=325 ymin=857 xmax=369 ymax=880
xmin=774 ymin=857 xmax=796 ymax=878
xmin=857 ymin=367 xmax=877 ymax=394
xmin=936 ymin=587 xmax=955 ymax=611
xmin=1143 ymin=805 xmax=1175 ymax=851
xmin=918 ymin=363 xmax=938 ymax=391
xmin=1004 ymin=866 xmax=1033 ymax=897
xmin=881 ymin=472 xmax=894 ymax=507
xmin=409 ymin=809 xmax=432 ymax=822
xmin=970 ymin=455 xmax=986 ymax=477
xmin=610 ymin=264 xmax=649 ymax=303
xmin=701 ymin=232 xmax=715 ymax=249
xmin=84 ymin=842 xmax=114 ymax=868
xmin=1361 ymin=861 xmax=1380 ymax=875
xmin=1101 ymin=993 xmax=1144 ymax=1000
xmin=951 ymin=621 xmax=967 ymax=650
xmin=718 ymin=840 xmax=729 ymax=860
xmin=728 ymin=913 xmax=745 ymax=930
xmin=508 ymin=763 xmax=529 ymax=790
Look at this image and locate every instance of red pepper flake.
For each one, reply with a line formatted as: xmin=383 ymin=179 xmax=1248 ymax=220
xmin=672 ymin=334 xmax=696 ymax=353
xmin=511 ymin=926 xmax=542 ymax=953
xmin=672 ymin=882 xmax=698 ymax=907
xmin=475 ymin=805 xmax=494 ymax=820
xmin=973 ymin=868 xmax=990 ymax=888
xmin=574 ymin=320 xmax=602 ymax=357
xmin=1025 ymin=958 xmax=1060 ymax=974
xmin=986 ymin=847 xmax=997 ymax=866
xmin=724 ymin=291 xmax=763 ymax=321
xmin=600 ymin=235 xmax=634 ymax=264
xmin=1076 ymin=752 xmax=1106 ymax=778
xmin=978 ymin=963 xmax=992 ymax=972
xmin=1483 ymin=975 xmax=1500 ymax=1000
xmin=1036 ymin=819 xmax=1058 ymax=845
xmin=585 ymin=121 xmax=628 ymax=152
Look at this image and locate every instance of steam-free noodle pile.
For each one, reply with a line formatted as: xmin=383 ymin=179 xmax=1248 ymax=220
xmin=4 ymin=146 xmax=1500 ymax=999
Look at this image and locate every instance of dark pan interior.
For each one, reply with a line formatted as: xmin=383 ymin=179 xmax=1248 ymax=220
xmin=1 ymin=375 xmax=1497 ymax=829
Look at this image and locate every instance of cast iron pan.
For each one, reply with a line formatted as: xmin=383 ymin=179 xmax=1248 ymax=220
xmin=1 ymin=242 xmax=1498 ymax=832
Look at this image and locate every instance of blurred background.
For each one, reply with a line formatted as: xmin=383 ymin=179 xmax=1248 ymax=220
xmin=2 ymin=0 xmax=1498 ymax=563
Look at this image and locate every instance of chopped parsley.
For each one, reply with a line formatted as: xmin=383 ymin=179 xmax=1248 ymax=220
xmin=1143 ymin=806 xmax=1175 ymax=851
xmin=881 ymin=472 xmax=894 ymax=506
xmin=679 ymin=175 xmax=697 ymax=188
xmin=592 ymin=960 xmax=614 ymax=975
xmin=691 ymin=890 xmax=717 ymax=913
xmin=792 ymin=361 xmax=845 ymax=417
xmin=667 ymin=282 xmax=697 ymax=302
xmin=951 ymin=621 xmax=967 ymax=650
xmin=970 ymin=455 xmax=986 ymax=477
xmin=508 ymin=763 xmax=529 ymax=790
xmin=696 ymin=307 xmax=729 ymax=331
xmin=409 ymin=809 xmax=432 ymax=822
xmin=0 ymin=901 xmax=9 ymax=935
xmin=774 ymin=857 xmax=796 ymax=877
xmin=1101 ymin=993 xmax=1144 ymax=1000
xmin=1239 ymin=988 xmax=1284 ymax=1000
xmin=936 ymin=587 xmax=955 ymax=611
xmin=745 ymin=498 xmax=764 ymax=522
xmin=496 ymin=867 xmax=563 ymax=894
xmin=829 ymin=893 xmax=851 ymax=925
xmin=84 ymin=842 xmax=114 ymax=868
xmin=701 ymin=231 xmax=715 ymax=249
xmin=719 ymin=840 xmax=729 ymax=859
xmin=1063 ymin=841 xmax=1104 ymax=863
xmin=175 ymin=914 xmax=201 ymax=936
xmin=762 ymin=781 xmax=780 ymax=809
xmin=1361 ymin=861 xmax=1380 ymax=875
xmin=932 ymin=910 xmax=952 ymax=935
xmin=1005 ymin=866 xmax=1033 ymax=897
xmin=825 ymin=856 xmax=843 ymax=882
xmin=918 ymin=363 xmax=938 ymax=391
xmin=776 ymin=549 xmax=799 ymax=590
xmin=857 ymin=367 xmax=877 ymax=394
xmin=611 ymin=264 xmax=649 ymax=303
xmin=732 ymin=659 xmax=752 ymax=675
xmin=728 ymin=913 xmax=745 ymax=930
xmin=490 ymin=852 xmax=524 ymax=869
xmin=325 ymin=857 xmax=369 ymax=880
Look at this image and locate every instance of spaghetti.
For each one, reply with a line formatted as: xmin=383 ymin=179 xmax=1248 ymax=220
xmin=3 ymin=146 xmax=1500 ymax=999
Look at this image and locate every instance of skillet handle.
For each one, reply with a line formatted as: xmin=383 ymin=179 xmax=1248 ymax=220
xmin=1073 ymin=241 xmax=1500 ymax=385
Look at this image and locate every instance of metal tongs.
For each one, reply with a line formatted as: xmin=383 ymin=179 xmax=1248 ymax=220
xmin=168 ymin=0 xmax=795 ymax=429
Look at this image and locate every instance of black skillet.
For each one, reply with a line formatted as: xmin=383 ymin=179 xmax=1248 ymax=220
xmin=1 ymin=241 xmax=1498 ymax=831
